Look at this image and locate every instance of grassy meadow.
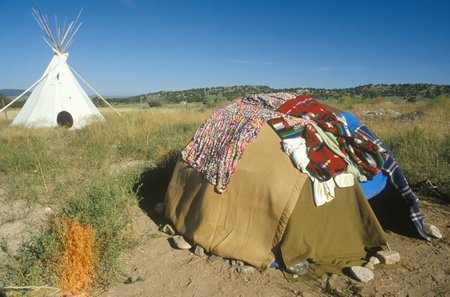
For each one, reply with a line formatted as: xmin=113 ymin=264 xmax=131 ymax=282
xmin=0 ymin=97 xmax=448 ymax=295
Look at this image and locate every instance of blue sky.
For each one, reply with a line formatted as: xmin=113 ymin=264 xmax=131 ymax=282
xmin=0 ymin=0 xmax=449 ymax=96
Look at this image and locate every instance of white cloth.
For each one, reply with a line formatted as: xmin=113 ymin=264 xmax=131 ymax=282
xmin=334 ymin=173 xmax=355 ymax=188
xmin=282 ymin=137 xmax=310 ymax=171
xmin=312 ymin=177 xmax=336 ymax=206
xmin=282 ymin=137 xmax=355 ymax=207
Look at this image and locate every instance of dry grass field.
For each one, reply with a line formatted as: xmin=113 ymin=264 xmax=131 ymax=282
xmin=0 ymin=98 xmax=448 ymax=296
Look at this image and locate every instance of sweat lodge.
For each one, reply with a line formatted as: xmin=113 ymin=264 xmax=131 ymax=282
xmin=163 ymin=92 xmax=441 ymax=277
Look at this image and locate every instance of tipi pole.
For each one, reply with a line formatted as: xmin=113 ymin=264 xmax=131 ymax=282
xmin=69 ymin=65 xmax=124 ymax=118
xmin=1 ymin=100 xmax=8 ymax=119
xmin=0 ymin=73 xmax=49 ymax=113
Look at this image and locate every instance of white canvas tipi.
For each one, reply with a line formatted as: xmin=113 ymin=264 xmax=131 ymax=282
xmin=2 ymin=8 xmax=119 ymax=129
xmin=12 ymin=50 xmax=104 ymax=128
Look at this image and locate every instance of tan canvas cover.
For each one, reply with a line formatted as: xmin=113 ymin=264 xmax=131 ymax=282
xmin=165 ymin=125 xmax=386 ymax=271
xmin=281 ymin=180 xmax=387 ymax=275
xmin=165 ymin=125 xmax=306 ymax=269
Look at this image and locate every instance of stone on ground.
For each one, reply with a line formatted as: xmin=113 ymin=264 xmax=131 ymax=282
xmin=347 ymin=266 xmax=374 ymax=283
xmin=369 ymin=256 xmax=380 ymax=265
xmin=207 ymin=254 xmax=222 ymax=262
xmin=160 ymin=224 xmax=175 ymax=236
xmin=375 ymin=250 xmax=401 ymax=265
xmin=170 ymin=235 xmax=191 ymax=250
xmin=423 ymin=223 xmax=442 ymax=239
xmin=237 ymin=265 xmax=255 ymax=275
xmin=364 ymin=256 xmax=381 ymax=270
xmin=194 ymin=245 xmax=205 ymax=257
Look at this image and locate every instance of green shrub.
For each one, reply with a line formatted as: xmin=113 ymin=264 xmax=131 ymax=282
xmin=2 ymin=225 xmax=61 ymax=288
xmin=63 ymin=173 xmax=138 ymax=288
xmin=0 ymin=170 xmax=138 ymax=291
xmin=426 ymin=94 xmax=449 ymax=108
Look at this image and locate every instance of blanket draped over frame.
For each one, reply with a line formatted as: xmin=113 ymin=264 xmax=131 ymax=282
xmin=165 ymin=93 xmax=428 ymax=271
xmin=166 ymin=125 xmax=387 ymax=270
xmin=179 ymin=93 xmax=429 ymax=240
xmin=182 ymin=94 xmax=385 ymax=194
xmin=181 ymin=93 xmax=296 ymax=193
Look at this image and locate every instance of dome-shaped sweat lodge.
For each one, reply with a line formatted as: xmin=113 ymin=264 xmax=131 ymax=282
xmin=164 ymin=93 xmax=437 ymax=275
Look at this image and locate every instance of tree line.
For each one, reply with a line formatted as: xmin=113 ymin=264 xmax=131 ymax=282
xmin=102 ymin=83 xmax=450 ymax=106
xmin=2 ymin=83 xmax=449 ymax=108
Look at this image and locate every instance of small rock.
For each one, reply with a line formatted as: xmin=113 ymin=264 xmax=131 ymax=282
xmin=237 ymin=265 xmax=254 ymax=275
xmin=286 ymin=260 xmax=309 ymax=275
xmin=170 ymin=235 xmax=191 ymax=250
xmin=207 ymin=254 xmax=222 ymax=262
xmin=347 ymin=266 xmax=374 ymax=283
xmin=160 ymin=224 xmax=175 ymax=236
xmin=229 ymin=259 xmax=237 ymax=266
xmin=154 ymin=202 xmax=166 ymax=216
xmin=124 ymin=276 xmax=144 ymax=284
xmin=44 ymin=207 xmax=54 ymax=215
xmin=364 ymin=256 xmax=380 ymax=270
xmin=236 ymin=260 xmax=244 ymax=267
xmin=369 ymin=256 xmax=380 ymax=265
xmin=364 ymin=262 xmax=375 ymax=270
xmin=423 ymin=223 xmax=442 ymax=239
xmin=375 ymin=250 xmax=401 ymax=265
xmin=194 ymin=245 xmax=205 ymax=257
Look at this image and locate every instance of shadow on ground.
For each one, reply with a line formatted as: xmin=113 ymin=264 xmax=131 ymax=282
xmin=369 ymin=182 xmax=420 ymax=239
xmin=133 ymin=150 xmax=180 ymax=224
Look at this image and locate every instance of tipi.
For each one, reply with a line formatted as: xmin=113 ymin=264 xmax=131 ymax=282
xmin=2 ymin=8 xmax=116 ymax=129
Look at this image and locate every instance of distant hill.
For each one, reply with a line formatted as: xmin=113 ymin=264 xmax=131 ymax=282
xmin=102 ymin=84 xmax=450 ymax=105
xmin=0 ymin=89 xmax=31 ymax=97
xmin=5 ymin=84 xmax=449 ymax=107
xmin=308 ymin=84 xmax=450 ymax=100
xmin=0 ymin=89 xmax=31 ymax=108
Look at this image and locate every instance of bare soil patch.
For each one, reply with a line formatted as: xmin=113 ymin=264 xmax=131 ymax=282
xmin=99 ymin=197 xmax=449 ymax=297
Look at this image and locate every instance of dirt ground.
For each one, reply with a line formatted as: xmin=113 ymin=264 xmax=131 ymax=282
xmin=98 ymin=197 xmax=449 ymax=297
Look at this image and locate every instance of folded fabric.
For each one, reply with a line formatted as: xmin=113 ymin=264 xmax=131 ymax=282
xmin=270 ymin=96 xmax=385 ymax=183
xmin=282 ymin=137 xmax=309 ymax=171
xmin=282 ymin=136 xmax=356 ymax=207
xmin=312 ymin=177 xmax=336 ymax=206
xmin=334 ymin=173 xmax=355 ymax=188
